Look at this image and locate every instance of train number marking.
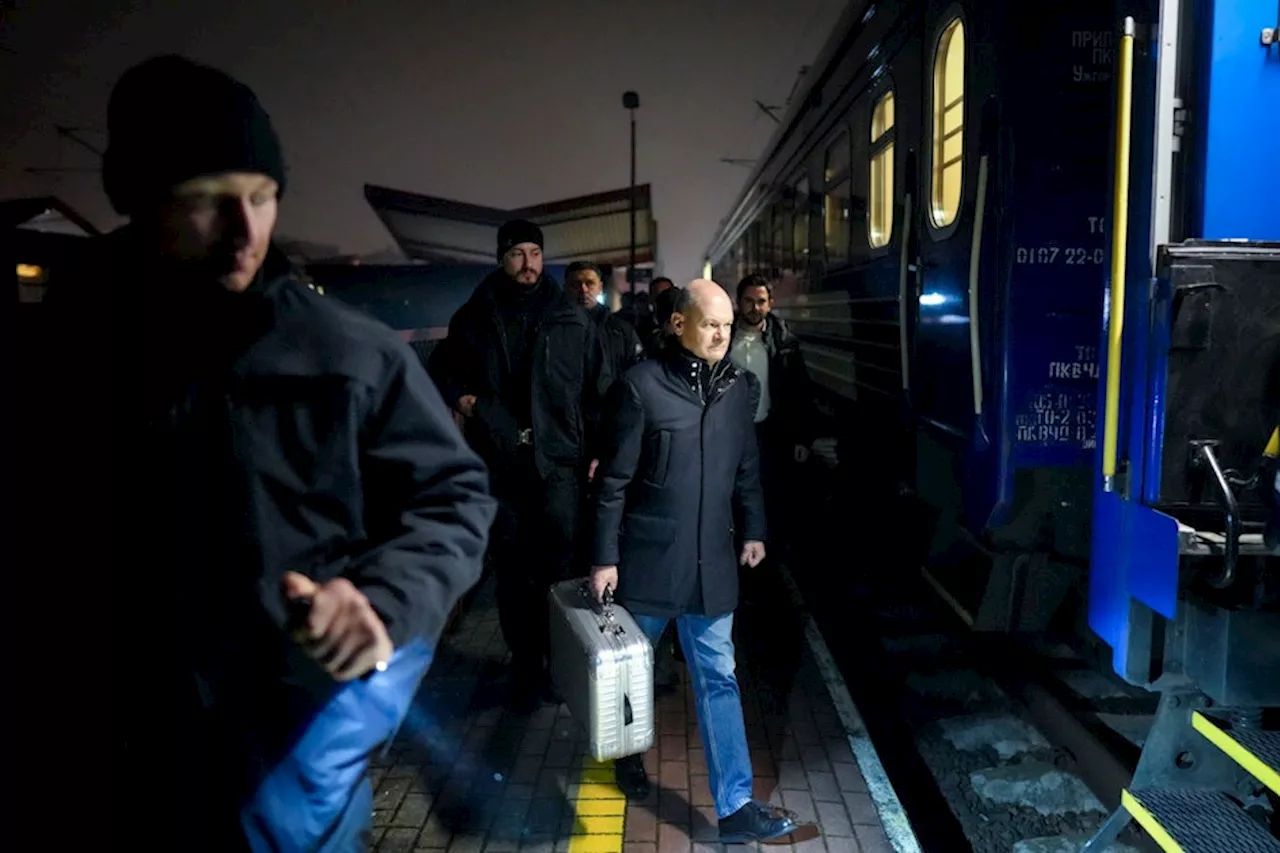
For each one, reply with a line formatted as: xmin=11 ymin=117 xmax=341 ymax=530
xmin=1015 ymin=390 xmax=1097 ymax=448
xmin=1015 ymin=246 xmax=1105 ymax=265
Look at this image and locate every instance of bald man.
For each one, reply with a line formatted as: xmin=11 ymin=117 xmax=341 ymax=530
xmin=590 ymin=280 xmax=801 ymax=842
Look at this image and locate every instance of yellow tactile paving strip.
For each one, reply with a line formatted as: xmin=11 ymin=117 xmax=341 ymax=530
xmin=567 ymin=758 xmax=627 ymax=853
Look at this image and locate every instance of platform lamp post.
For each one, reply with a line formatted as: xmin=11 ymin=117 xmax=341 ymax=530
xmin=623 ymin=90 xmax=640 ymax=289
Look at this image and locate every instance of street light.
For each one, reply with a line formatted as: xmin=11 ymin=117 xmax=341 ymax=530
xmin=623 ymin=90 xmax=640 ymax=289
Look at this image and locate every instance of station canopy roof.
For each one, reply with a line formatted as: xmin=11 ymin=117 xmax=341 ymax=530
xmin=1 ymin=196 xmax=100 ymax=237
xmin=364 ymin=183 xmax=656 ymax=267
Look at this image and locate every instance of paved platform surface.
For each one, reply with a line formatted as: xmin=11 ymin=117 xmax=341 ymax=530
xmin=367 ymin=569 xmax=898 ymax=853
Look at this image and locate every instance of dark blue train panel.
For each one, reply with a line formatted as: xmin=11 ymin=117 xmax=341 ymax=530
xmin=1088 ymin=0 xmax=1280 ymax=686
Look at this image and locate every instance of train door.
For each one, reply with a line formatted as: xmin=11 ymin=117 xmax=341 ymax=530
xmin=911 ymin=6 xmax=985 ymax=448
xmin=910 ymin=4 xmax=996 ymax=534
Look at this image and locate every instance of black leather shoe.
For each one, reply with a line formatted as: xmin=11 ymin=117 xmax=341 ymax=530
xmin=613 ymin=754 xmax=651 ymax=800
xmin=717 ymin=801 xmax=800 ymax=843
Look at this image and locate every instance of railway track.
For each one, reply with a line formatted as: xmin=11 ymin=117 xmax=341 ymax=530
xmin=785 ymin=483 xmax=1163 ymax=852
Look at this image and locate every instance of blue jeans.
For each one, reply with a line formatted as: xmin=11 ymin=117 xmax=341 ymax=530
xmin=632 ymin=613 xmax=754 ymax=819
xmin=240 ymin=638 xmax=434 ymax=853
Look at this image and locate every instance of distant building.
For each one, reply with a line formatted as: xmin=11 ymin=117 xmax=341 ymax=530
xmin=3 ymin=196 xmax=99 ymax=305
xmin=363 ymin=183 xmax=659 ymax=289
xmin=305 ymin=260 xmax=577 ymax=371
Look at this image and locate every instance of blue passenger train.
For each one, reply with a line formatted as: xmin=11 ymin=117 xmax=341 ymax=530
xmin=704 ymin=0 xmax=1278 ymax=842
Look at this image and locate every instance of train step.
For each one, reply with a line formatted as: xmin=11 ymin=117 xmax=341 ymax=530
xmin=1192 ymin=711 xmax=1280 ymax=796
xmin=1176 ymin=522 xmax=1275 ymax=557
xmin=1119 ymin=788 xmax=1280 ymax=852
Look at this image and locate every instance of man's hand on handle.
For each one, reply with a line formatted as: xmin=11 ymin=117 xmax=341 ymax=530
xmin=739 ymin=540 xmax=766 ymax=568
xmin=589 ymin=565 xmax=618 ymax=603
xmin=283 ymin=572 xmax=394 ymax=682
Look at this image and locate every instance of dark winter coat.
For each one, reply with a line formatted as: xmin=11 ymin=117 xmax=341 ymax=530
xmin=35 ymin=228 xmax=496 ymax=774
xmin=592 ymin=305 xmax=646 ymax=378
xmin=93 ymin=236 xmax=497 ymax=657
xmin=428 ymin=270 xmax=612 ymax=480
xmin=592 ymin=347 xmax=766 ymax=618
xmin=731 ymin=313 xmax=820 ymax=446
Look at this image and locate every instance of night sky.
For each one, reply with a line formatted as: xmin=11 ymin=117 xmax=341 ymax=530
xmin=1 ymin=0 xmax=846 ymax=280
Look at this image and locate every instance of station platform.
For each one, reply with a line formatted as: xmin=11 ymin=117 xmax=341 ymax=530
xmin=365 ymin=566 xmax=909 ymax=853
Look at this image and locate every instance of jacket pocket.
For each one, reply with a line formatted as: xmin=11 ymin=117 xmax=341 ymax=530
xmin=619 ymin=513 xmax=678 ymax=576
xmin=641 ymin=430 xmax=672 ymax=487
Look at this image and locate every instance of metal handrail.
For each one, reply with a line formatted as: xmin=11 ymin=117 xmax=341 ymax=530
xmin=1102 ymin=18 xmax=1137 ymax=492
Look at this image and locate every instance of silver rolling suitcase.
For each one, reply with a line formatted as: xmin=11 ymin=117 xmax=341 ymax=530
xmin=547 ymin=579 xmax=655 ymax=762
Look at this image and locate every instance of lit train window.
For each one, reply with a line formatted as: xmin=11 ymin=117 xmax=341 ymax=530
xmin=930 ymin=17 xmax=965 ymax=229
xmin=869 ymin=89 xmax=896 ymax=248
xmin=824 ymin=131 xmax=851 ymax=264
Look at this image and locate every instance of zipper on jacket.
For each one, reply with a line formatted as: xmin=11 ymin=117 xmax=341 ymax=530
xmin=696 ymin=366 xmax=705 ymax=574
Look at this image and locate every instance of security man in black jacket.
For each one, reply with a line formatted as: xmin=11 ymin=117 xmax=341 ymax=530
xmin=564 ymin=260 xmax=645 ymax=380
xmin=729 ymin=274 xmax=825 ymax=551
xmin=36 ymin=56 xmax=496 ymax=851
xmin=429 ymin=222 xmax=612 ymax=709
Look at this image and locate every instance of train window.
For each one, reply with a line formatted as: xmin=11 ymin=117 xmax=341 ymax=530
xmin=793 ymin=177 xmax=810 ymax=267
xmin=772 ymin=200 xmax=788 ymax=271
xmin=930 ymin=17 xmax=965 ymax=229
xmin=869 ymin=89 xmax=896 ymax=248
xmin=824 ymin=131 xmax=852 ymax=264
xmin=749 ymin=221 xmax=762 ymax=273
xmin=759 ymin=212 xmax=772 ymax=273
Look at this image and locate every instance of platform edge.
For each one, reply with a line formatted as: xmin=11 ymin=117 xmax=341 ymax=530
xmin=778 ymin=564 xmax=925 ymax=853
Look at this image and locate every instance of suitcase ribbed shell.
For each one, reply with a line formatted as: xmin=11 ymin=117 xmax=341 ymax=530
xmin=547 ymin=580 xmax=655 ymax=762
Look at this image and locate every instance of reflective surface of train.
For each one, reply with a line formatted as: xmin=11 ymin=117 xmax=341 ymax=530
xmin=704 ymin=0 xmax=1278 ymax=845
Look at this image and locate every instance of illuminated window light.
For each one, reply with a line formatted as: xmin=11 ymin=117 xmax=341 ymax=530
xmin=16 ymin=263 xmax=45 ymax=281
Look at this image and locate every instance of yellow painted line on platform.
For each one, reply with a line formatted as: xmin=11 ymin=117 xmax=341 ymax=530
xmin=1121 ymin=790 xmax=1184 ymax=853
xmin=579 ymin=767 xmax=616 ymax=785
xmin=575 ymin=799 xmax=626 ymax=816
xmin=566 ymin=757 xmax=626 ymax=853
xmin=1192 ymin=711 xmax=1280 ymax=796
xmin=575 ymin=781 xmax=625 ymax=800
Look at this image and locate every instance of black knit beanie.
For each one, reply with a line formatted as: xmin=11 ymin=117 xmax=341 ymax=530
xmin=102 ymin=55 xmax=287 ymax=216
xmin=497 ymin=219 xmax=544 ymax=259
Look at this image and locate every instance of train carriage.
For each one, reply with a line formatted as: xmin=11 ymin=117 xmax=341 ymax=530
xmin=705 ymin=0 xmax=1279 ymax=846
xmin=707 ymin=0 xmax=1125 ymax=633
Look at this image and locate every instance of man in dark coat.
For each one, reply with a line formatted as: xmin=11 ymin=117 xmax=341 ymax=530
xmin=428 ymin=222 xmax=612 ymax=709
xmin=564 ymin=260 xmax=645 ymax=380
xmin=590 ymin=279 xmax=803 ymax=843
xmin=635 ymin=276 xmax=676 ymax=355
xmin=36 ymin=56 xmax=496 ymax=850
xmin=729 ymin=274 xmax=825 ymax=551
